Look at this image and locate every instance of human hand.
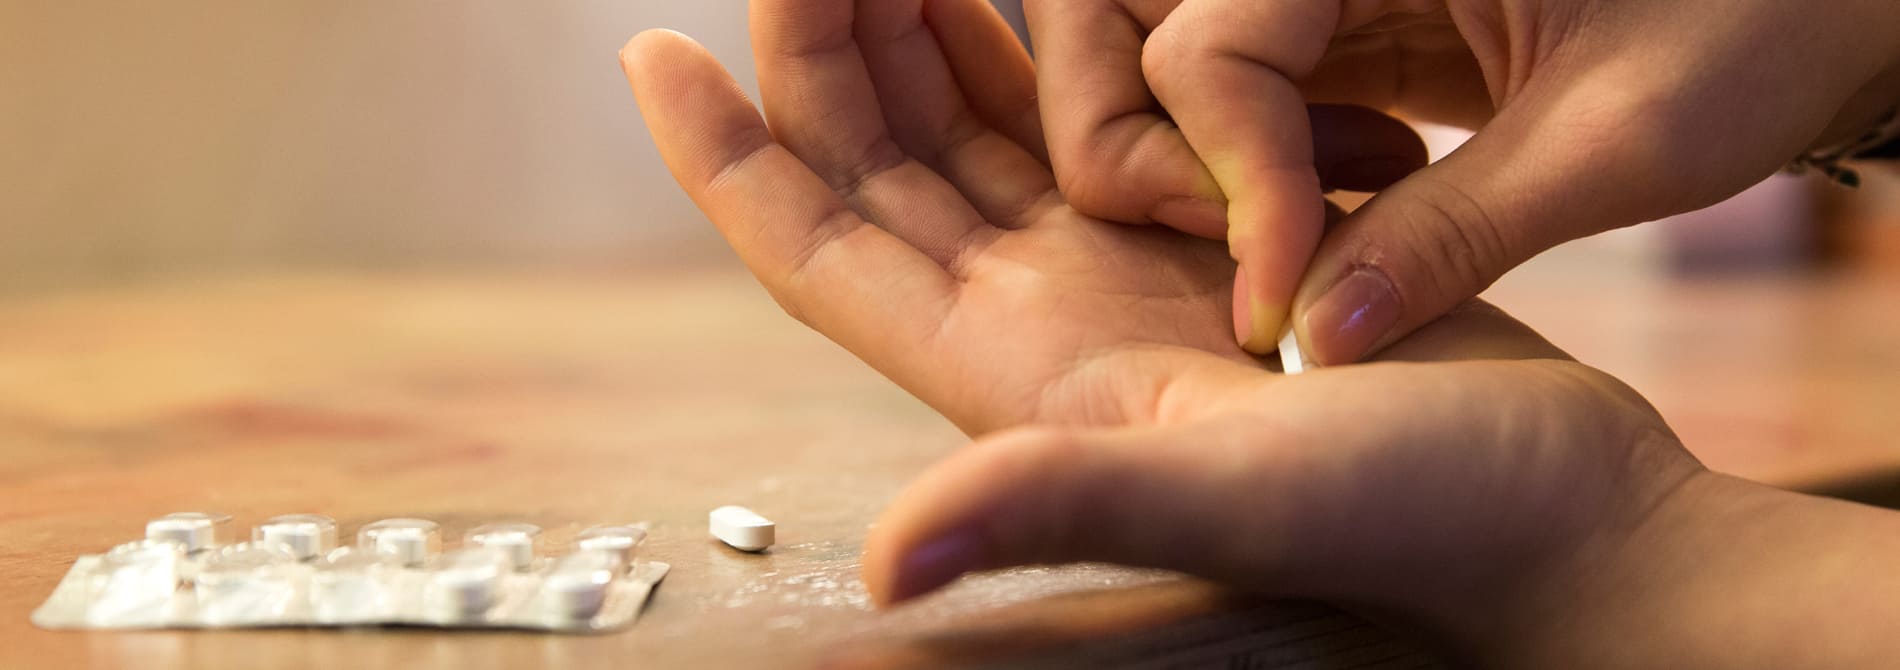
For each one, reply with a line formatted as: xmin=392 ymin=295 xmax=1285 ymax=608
xmin=621 ymin=4 xmax=1900 ymax=664
xmin=856 ymin=323 xmax=1900 ymax=667
xmin=624 ymin=0 xmax=1284 ymax=435
xmin=1029 ymin=0 xmax=1900 ymax=363
xmin=620 ymin=0 xmax=1694 ymax=649
xmin=856 ymin=302 xmax=1713 ymax=662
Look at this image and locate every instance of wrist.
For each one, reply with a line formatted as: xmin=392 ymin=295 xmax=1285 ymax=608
xmin=1489 ymin=470 xmax=1765 ymax=666
xmin=1339 ymin=429 xmax=1713 ymax=664
xmin=1495 ymin=470 xmax=1900 ymax=668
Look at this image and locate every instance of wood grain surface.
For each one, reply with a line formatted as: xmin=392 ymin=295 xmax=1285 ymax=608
xmin=0 ymin=269 xmax=1443 ymax=669
xmin=7 ymin=262 xmax=1898 ymax=668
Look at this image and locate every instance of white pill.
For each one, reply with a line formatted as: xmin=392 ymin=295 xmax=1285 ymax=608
xmin=538 ymin=550 xmax=618 ymax=621
xmin=709 ymin=506 xmax=775 ymax=552
xmin=89 ymin=540 xmax=185 ymax=625
xmin=195 ymin=542 xmax=299 ymax=625
xmin=574 ymin=525 xmax=647 ymax=569
xmin=310 ymin=547 xmax=399 ymax=623
xmin=253 ymin=514 xmax=338 ymax=560
xmin=1278 ymin=328 xmax=1309 ymax=376
xmin=145 ymin=512 xmax=231 ymax=553
xmin=425 ymin=548 xmax=508 ymax=619
xmin=357 ymin=518 xmax=440 ymax=567
xmin=465 ymin=522 xmax=541 ymax=571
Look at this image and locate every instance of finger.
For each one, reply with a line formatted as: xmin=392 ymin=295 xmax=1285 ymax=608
xmin=623 ymin=30 xmax=956 ymax=372
xmin=1308 ymin=105 xmax=1429 ymax=193
xmin=862 ymin=401 xmax=1489 ymax=606
xmin=864 ymin=356 xmax=1636 ymax=607
xmin=1299 ymin=32 xmax=1496 ymax=130
xmin=1027 ymin=0 xmax=1230 ymax=238
xmin=1291 ymin=73 xmax=1702 ymax=366
xmin=864 ymin=422 xmax=1307 ymax=606
xmin=923 ymin=0 xmax=1049 ymax=166
xmin=751 ymin=0 xmax=997 ymax=273
xmin=1144 ymin=0 xmax=1340 ymax=355
xmin=854 ymin=0 xmax=1060 ymax=228
xmin=1368 ymin=300 xmax=1572 ymax=364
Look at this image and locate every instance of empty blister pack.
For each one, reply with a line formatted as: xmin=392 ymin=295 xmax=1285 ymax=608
xmin=32 ymin=513 xmax=668 ymax=634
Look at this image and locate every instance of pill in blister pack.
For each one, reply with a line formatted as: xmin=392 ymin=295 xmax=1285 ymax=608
xmin=31 ymin=513 xmax=668 ymax=634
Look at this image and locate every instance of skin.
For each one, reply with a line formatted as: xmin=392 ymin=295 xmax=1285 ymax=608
xmin=1027 ymin=0 xmax=1900 ymax=363
xmin=621 ymin=0 xmax=1900 ymax=665
xmin=623 ymin=0 xmax=1413 ymax=437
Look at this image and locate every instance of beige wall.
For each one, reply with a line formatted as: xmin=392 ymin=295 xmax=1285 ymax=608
xmin=1 ymin=1 xmax=770 ymax=294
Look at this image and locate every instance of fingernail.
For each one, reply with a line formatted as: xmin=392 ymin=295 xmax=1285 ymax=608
xmin=1232 ymin=264 xmax=1278 ymax=354
xmin=887 ymin=530 xmax=985 ymax=604
xmin=1152 ymin=197 xmax=1228 ymax=238
xmin=1232 ymin=266 xmax=1253 ymax=347
xmin=1304 ymin=267 xmax=1401 ymax=364
xmin=1326 ymin=157 xmax=1414 ymax=192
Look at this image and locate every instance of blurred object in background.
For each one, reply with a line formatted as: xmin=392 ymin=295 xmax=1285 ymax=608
xmin=1658 ymin=175 xmax=1816 ymax=273
xmin=0 ymin=1 xmax=762 ymax=295
xmin=1818 ymin=164 xmax=1900 ymax=274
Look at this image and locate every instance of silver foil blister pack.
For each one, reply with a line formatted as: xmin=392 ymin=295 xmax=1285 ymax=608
xmin=32 ymin=513 xmax=669 ymax=634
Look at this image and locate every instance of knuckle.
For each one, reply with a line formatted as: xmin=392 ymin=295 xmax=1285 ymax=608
xmin=1139 ymin=25 xmax=1196 ymax=93
xmin=1388 ymin=175 xmax=1514 ymax=303
xmin=765 ymin=285 xmax=813 ymax=328
xmin=1054 ymin=121 xmax=1183 ymax=222
xmin=1053 ymin=157 xmax=1117 ymax=215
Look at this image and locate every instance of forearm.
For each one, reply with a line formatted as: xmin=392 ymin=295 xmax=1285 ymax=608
xmin=1506 ymin=472 xmax=1900 ymax=669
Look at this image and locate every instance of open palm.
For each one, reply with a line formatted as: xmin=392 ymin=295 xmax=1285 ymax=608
xmin=623 ymin=4 xmax=1725 ymax=646
xmin=625 ymin=0 xmax=1264 ymax=434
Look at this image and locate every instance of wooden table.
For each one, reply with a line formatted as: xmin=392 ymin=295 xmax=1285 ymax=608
xmin=0 ymin=269 xmax=1441 ymax=669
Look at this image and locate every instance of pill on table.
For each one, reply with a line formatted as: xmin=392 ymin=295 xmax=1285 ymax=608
xmin=87 ymin=539 xmax=186 ymax=626
xmin=538 ymin=550 xmax=618 ymax=621
xmin=465 ymin=522 xmax=541 ymax=571
xmin=425 ymin=548 xmax=509 ymax=620
xmin=357 ymin=518 xmax=440 ymax=567
xmin=145 ymin=512 xmax=231 ymax=553
xmin=709 ymin=506 xmax=774 ymax=552
xmin=253 ymin=514 xmax=338 ymax=560
xmin=310 ymin=547 xmax=399 ymax=623
xmin=574 ymin=525 xmax=647 ymax=569
xmin=195 ymin=542 xmax=299 ymax=625
xmin=1278 ymin=328 xmax=1308 ymax=376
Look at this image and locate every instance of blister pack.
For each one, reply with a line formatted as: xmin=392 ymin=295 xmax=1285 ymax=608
xmin=32 ymin=513 xmax=669 ymax=634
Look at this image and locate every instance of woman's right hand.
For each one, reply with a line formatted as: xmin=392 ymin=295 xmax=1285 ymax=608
xmin=1027 ymin=0 xmax=1900 ymax=363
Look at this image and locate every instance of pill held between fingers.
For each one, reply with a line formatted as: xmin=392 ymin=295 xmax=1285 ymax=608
xmin=1278 ymin=328 xmax=1309 ymax=375
xmin=709 ymin=506 xmax=775 ymax=552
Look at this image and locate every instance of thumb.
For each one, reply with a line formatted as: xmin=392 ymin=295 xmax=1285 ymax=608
xmin=862 ymin=421 xmax=1330 ymax=607
xmin=1292 ymin=78 xmax=1728 ymax=366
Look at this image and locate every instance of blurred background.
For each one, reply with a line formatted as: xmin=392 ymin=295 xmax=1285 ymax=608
xmin=1 ymin=1 xmax=760 ymax=294
xmin=3 ymin=1 xmax=1899 ymax=494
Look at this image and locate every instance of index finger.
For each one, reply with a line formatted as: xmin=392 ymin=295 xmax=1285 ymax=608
xmin=1027 ymin=0 xmax=1228 ymax=237
xmin=1144 ymin=0 xmax=1340 ymax=354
